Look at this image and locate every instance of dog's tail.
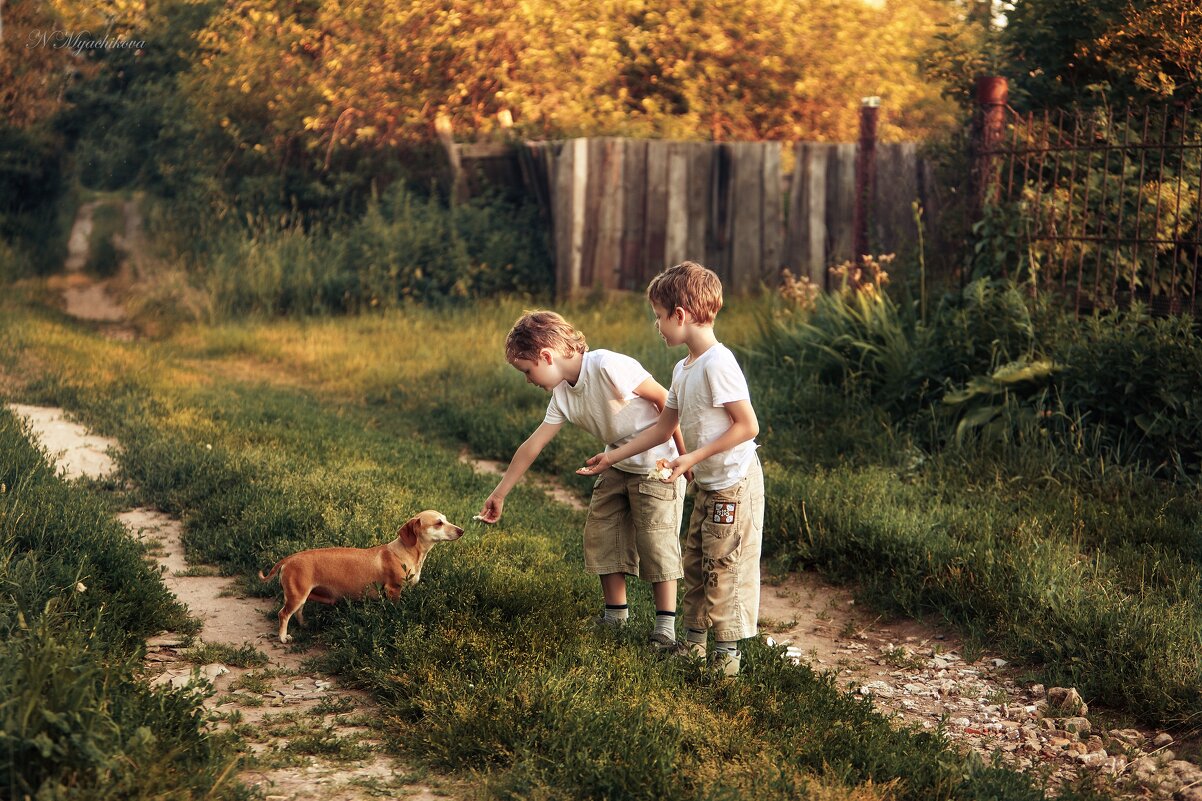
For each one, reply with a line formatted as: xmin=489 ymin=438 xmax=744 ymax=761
xmin=259 ymin=558 xmax=285 ymax=582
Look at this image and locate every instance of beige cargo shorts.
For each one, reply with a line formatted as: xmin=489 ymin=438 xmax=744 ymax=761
xmin=681 ymin=455 xmax=764 ymax=642
xmin=583 ymin=467 xmax=686 ymax=582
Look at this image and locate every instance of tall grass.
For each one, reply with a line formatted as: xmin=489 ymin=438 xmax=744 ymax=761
xmin=153 ymin=185 xmax=553 ymax=320
xmin=0 ymin=408 xmax=243 ymax=800
xmin=0 ymin=298 xmax=1094 ymax=800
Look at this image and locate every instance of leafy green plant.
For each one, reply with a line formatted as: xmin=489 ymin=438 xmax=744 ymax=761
xmin=941 ymin=357 xmax=1058 ymax=445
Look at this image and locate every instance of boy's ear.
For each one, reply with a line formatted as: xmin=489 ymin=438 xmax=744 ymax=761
xmin=539 ymin=348 xmax=554 ymax=365
xmin=673 ymin=307 xmax=688 ymax=324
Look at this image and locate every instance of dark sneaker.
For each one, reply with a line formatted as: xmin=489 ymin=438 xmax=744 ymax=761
xmin=648 ymin=631 xmax=681 ymax=651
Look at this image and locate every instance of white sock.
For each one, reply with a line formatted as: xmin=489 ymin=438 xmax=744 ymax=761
xmin=654 ymin=611 xmax=676 ymax=640
xmin=603 ymin=604 xmax=629 ymax=626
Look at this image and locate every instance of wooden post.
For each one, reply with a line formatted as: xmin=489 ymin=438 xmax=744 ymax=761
xmin=972 ymin=76 xmax=1009 ymax=220
xmin=434 ymin=114 xmax=466 ymax=204
xmin=853 ymin=97 xmax=880 ymax=279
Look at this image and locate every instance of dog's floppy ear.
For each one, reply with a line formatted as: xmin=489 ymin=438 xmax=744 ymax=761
xmin=397 ymin=518 xmax=419 ymax=548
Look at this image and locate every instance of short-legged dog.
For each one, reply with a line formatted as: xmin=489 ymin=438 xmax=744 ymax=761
xmin=258 ymin=510 xmax=464 ymax=642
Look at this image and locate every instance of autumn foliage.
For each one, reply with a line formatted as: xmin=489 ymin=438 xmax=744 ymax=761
xmin=184 ymin=0 xmax=961 ymax=169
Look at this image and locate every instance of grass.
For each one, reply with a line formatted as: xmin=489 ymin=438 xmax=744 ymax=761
xmin=0 ymin=403 xmax=245 ymax=800
xmin=183 ymin=641 xmax=270 ymax=668
xmin=0 ymin=290 xmax=1098 ymax=800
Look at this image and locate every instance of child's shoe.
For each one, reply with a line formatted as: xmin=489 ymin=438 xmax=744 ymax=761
xmin=713 ymin=649 xmax=741 ymax=677
xmin=648 ymin=631 xmax=681 ymax=652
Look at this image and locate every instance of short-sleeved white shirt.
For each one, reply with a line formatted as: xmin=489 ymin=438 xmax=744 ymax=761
xmin=544 ymin=349 xmax=678 ymax=474
xmin=665 ymin=343 xmax=758 ymax=490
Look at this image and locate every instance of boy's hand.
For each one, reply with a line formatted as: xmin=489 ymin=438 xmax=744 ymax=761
xmin=477 ymin=495 xmax=504 ymax=524
xmin=665 ymin=453 xmax=700 ymax=483
xmin=576 ymin=451 xmax=612 ymax=476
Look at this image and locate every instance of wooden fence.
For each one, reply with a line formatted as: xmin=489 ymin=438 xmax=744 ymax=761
xmin=454 ymin=136 xmax=955 ymax=298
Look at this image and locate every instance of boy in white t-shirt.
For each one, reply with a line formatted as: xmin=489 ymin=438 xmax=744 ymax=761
xmin=477 ymin=310 xmax=689 ymax=648
xmin=578 ymin=262 xmax=763 ymax=676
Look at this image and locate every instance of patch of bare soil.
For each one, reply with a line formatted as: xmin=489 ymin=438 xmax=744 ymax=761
xmin=8 ymin=404 xmax=461 ymax=801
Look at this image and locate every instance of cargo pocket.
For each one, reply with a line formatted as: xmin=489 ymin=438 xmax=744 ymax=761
xmin=636 ymin=479 xmax=679 ymax=531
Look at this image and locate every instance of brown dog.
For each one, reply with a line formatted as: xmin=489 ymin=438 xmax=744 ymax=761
xmin=258 ymin=510 xmax=464 ymax=642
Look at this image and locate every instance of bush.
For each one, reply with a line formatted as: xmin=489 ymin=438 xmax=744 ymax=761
xmin=0 ymin=124 xmax=69 ymax=276
xmin=195 ymin=185 xmax=552 ymax=318
xmin=1055 ymin=310 xmax=1202 ymax=475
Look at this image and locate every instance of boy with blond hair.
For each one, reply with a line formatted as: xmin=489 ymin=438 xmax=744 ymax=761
xmin=478 ymin=310 xmax=689 ymax=648
xmin=579 ymin=262 xmax=763 ymax=675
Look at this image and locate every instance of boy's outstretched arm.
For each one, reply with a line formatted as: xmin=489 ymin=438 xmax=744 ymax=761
xmin=478 ymin=421 xmax=562 ymax=523
xmin=631 ymin=378 xmax=688 ymax=463
xmin=577 ymin=407 xmax=678 ymax=476
xmin=663 ymin=399 xmax=758 ymax=482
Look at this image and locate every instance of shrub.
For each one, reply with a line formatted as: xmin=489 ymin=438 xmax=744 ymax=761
xmin=195 ymin=184 xmax=552 ymax=318
xmin=1054 ymin=310 xmax=1202 ymax=475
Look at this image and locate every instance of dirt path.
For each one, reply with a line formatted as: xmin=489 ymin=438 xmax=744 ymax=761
xmin=8 ymin=403 xmax=458 ymax=801
xmin=51 ymin=198 xmax=136 ymax=338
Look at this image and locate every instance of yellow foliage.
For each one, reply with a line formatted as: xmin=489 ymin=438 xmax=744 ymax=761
xmin=183 ymin=0 xmax=963 ymax=168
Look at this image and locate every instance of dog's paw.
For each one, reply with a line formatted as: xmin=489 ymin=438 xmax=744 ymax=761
xmin=279 ymin=634 xmax=292 ymax=644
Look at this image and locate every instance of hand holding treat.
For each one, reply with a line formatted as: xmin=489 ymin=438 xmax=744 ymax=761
xmin=647 ymin=458 xmax=673 ymax=481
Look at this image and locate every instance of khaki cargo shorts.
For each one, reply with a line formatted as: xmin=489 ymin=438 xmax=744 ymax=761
xmin=583 ymin=467 xmax=685 ymax=582
xmin=681 ymin=455 xmax=764 ymax=642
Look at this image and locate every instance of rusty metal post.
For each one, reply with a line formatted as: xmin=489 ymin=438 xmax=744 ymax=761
xmin=971 ymin=76 xmax=1009 ymax=220
xmin=853 ymin=96 xmax=880 ymax=279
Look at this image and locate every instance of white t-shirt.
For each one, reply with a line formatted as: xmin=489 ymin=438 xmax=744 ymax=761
xmin=665 ymin=343 xmax=758 ymax=490
xmin=544 ymin=349 xmax=678 ymax=474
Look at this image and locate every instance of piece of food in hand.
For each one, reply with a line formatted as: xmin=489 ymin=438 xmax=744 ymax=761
xmin=472 ymin=514 xmax=492 ymax=524
xmin=647 ymin=459 xmax=673 ymax=481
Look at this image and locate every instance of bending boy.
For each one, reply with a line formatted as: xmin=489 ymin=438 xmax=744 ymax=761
xmin=478 ymin=310 xmax=688 ymax=648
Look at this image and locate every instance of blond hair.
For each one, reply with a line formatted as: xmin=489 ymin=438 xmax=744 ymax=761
xmin=646 ymin=261 xmax=723 ymax=325
xmin=505 ymin=310 xmax=588 ymax=361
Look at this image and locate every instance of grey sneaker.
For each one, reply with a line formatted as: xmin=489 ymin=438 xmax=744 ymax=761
xmin=648 ymin=631 xmax=681 ymax=652
xmin=593 ymin=613 xmax=627 ymax=629
xmin=713 ymin=650 xmax=742 ymax=677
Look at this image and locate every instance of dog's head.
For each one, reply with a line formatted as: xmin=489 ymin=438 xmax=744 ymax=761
xmin=396 ymin=509 xmax=465 ymax=549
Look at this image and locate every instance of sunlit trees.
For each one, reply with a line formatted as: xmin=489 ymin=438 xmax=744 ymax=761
xmin=186 ymin=0 xmax=962 ymax=167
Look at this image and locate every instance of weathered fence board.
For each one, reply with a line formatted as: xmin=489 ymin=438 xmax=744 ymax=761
xmin=643 ymin=141 xmax=670 ymax=289
xmin=730 ymin=142 xmax=765 ymax=293
xmin=687 ymin=143 xmax=710 ymax=267
xmin=665 ymin=143 xmax=690 ymax=270
xmin=458 ymin=136 xmax=952 ymax=298
xmin=761 ymin=143 xmax=784 ymax=288
xmin=872 ymin=143 xmax=920 ymax=262
xmin=620 ymin=140 xmax=648 ymax=291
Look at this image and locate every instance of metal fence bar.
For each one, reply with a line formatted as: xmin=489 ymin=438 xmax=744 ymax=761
xmin=1149 ymin=108 xmax=1171 ymax=298
xmin=1091 ymin=106 xmax=1115 ymax=300
xmin=976 ymin=84 xmax=1201 ymax=318
xmin=1109 ymin=106 xmax=1133 ymax=300
xmin=1060 ymin=113 xmax=1082 ymax=292
xmin=1130 ymin=109 xmax=1153 ymax=297
xmin=1072 ymin=114 xmax=1098 ymax=314
xmin=1169 ymin=105 xmax=1190 ymax=301
xmin=1193 ymin=140 xmax=1202 ymax=314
